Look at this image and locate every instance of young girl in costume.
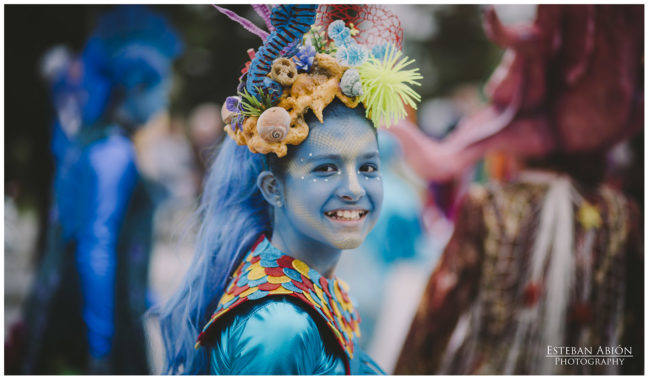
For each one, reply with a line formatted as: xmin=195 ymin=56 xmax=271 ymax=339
xmin=157 ymin=4 xmax=422 ymax=375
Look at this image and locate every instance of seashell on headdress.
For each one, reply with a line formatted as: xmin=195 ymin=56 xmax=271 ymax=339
xmin=215 ymin=4 xmax=423 ymax=157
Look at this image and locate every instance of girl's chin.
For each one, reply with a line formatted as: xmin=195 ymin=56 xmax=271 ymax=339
xmin=329 ymin=235 xmax=366 ymax=250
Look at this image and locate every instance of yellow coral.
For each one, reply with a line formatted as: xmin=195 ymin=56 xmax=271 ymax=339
xmin=228 ymin=53 xmax=360 ymax=157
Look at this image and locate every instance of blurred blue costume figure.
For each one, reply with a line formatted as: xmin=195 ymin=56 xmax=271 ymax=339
xmin=155 ymin=4 xmax=422 ymax=375
xmin=21 ymin=6 xmax=182 ymax=374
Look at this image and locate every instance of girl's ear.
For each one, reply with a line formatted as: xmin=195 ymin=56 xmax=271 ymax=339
xmin=257 ymin=170 xmax=284 ymax=207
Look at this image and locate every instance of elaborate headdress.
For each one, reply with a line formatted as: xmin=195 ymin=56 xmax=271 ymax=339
xmin=215 ymin=4 xmax=422 ymax=157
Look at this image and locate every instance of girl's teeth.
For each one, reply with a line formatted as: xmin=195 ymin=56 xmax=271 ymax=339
xmin=327 ymin=210 xmax=366 ymax=220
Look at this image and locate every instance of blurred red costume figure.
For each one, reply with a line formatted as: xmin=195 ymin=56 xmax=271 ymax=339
xmin=393 ymin=5 xmax=643 ymax=375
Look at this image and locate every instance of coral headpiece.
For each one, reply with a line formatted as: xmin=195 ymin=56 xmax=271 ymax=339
xmin=216 ymin=4 xmax=422 ymax=157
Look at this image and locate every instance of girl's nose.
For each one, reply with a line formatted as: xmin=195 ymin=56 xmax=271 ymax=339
xmin=335 ymin=165 xmax=366 ymax=201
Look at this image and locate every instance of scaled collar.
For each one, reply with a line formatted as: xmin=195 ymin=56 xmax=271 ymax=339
xmin=196 ymin=235 xmax=361 ymax=361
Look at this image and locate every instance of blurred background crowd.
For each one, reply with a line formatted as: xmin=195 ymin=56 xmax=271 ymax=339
xmin=4 ymin=4 xmax=644 ymax=375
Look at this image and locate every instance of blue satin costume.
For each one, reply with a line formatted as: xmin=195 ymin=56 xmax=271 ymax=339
xmin=210 ymin=298 xmax=347 ymax=375
xmin=202 ymin=237 xmax=384 ymax=375
xmin=21 ymin=6 xmax=181 ymax=374
xmin=44 ymin=121 xmax=154 ymax=373
xmin=73 ymin=129 xmax=139 ymax=358
xmin=66 ymin=6 xmax=180 ymax=367
xmin=48 ymin=64 xmax=132 ymax=361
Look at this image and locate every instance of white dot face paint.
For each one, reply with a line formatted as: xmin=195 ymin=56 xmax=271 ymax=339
xmin=278 ymin=112 xmax=383 ymax=250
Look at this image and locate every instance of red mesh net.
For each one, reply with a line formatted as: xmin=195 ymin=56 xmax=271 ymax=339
xmin=315 ymin=5 xmax=403 ymax=50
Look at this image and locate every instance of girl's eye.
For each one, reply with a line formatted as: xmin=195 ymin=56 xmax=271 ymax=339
xmin=314 ymin=164 xmax=338 ymax=173
xmin=360 ymin=163 xmax=378 ymax=173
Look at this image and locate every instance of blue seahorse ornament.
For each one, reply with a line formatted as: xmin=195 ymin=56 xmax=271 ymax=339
xmin=246 ymin=5 xmax=317 ymax=104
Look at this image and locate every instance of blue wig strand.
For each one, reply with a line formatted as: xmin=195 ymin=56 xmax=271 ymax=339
xmin=155 ymin=139 xmax=271 ymax=374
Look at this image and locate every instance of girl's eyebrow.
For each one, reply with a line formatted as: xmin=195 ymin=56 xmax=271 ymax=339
xmin=359 ymin=151 xmax=380 ymax=159
xmin=305 ymin=153 xmax=340 ymax=161
xmin=306 ymin=151 xmax=380 ymax=162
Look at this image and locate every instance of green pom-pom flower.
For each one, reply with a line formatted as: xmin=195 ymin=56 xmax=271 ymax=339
xmin=357 ymin=46 xmax=423 ymax=128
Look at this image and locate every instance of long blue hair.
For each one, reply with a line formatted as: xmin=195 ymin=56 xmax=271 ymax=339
xmin=155 ymin=139 xmax=271 ymax=374
xmin=156 ymin=100 xmax=368 ymax=374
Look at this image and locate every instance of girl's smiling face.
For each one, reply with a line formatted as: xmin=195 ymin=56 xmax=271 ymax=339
xmin=274 ymin=110 xmax=383 ymax=250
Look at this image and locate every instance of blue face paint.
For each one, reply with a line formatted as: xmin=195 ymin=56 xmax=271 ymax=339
xmin=270 ymin=111 xmax=383 ymax=276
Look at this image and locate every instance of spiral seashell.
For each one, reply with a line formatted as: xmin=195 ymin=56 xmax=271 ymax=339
xmin=340 ymin=69 xmax=363 ymax=97
xmin=257 ymin=107 xmax=290 ymax=142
